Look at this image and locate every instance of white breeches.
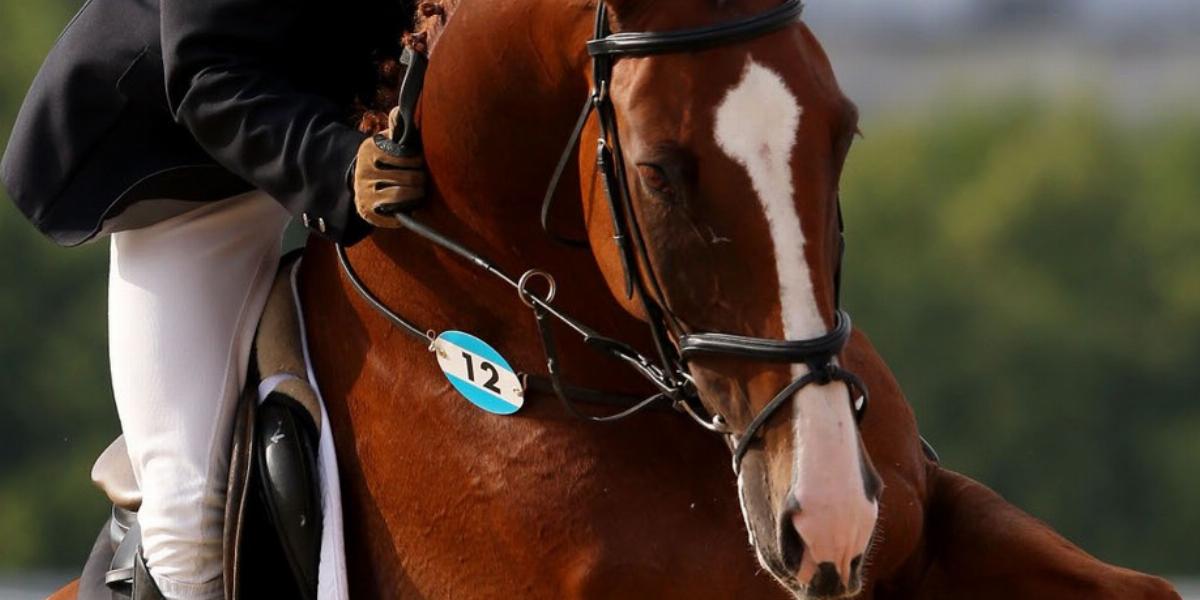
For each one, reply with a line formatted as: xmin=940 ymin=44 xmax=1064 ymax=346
xmin=108 ymin=191 xmax=291 ymax=599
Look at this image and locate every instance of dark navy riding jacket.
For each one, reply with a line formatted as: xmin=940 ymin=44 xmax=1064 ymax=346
xmin=1 ymin=0 xmax=401 ymax=246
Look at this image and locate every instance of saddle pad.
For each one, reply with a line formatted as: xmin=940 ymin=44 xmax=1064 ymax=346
xmin=256 ymin=259 xmax=349 ymax=600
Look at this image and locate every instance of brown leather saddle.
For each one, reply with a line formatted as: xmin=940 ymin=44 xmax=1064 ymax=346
xmin=78 ymin=251 xmax=323 ymax=600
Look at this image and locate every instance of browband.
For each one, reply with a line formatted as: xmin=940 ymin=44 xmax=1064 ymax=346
xmin=586 ymin=0 xmax=804 ymax=57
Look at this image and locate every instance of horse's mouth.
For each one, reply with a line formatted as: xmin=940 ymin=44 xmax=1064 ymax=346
xmin=772 ymin=574 xmax=864 ymax=600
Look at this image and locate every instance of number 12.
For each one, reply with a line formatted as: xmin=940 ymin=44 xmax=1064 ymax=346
xmin=461 ymin=352 xmax=502 ymax=394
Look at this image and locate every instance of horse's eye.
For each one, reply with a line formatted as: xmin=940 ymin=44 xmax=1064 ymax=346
xmin=637 ymin=164 xmax=675 ymax=199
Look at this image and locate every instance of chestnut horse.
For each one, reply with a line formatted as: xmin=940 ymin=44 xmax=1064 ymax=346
xmin=294 ymin=1 xmax=1181 ymax=597
xmin=51 ymin=0 xmax=1180 ymax=598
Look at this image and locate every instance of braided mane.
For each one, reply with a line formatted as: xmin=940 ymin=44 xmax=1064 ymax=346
xmin=355 ymin=0 xmax=457 ymax=134
xmin=412 ymin=0 xmax=460 ymax=52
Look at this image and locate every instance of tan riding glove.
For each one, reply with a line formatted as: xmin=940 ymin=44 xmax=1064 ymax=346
xmin=353 ymin=109 xmax=426 ymax=228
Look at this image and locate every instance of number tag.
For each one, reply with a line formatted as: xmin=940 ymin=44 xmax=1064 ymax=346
xmin=431 ymin=331 xmax=524 ymax=415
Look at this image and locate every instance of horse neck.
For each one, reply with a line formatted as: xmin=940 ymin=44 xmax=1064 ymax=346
xmin=420 ymin=0 xmax=596 ymax=231
xmin=339 ymin=0 xmax=646 ymax=387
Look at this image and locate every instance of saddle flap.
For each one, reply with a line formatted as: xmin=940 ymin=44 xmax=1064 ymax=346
xmin=91 ymin=436 xmax=142 ymax=512
xmin=224 ymin=385 xmax=258 ymax=600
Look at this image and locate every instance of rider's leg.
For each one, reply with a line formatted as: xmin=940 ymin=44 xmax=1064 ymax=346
xmin=108 ymin=191 xmax=291 ymax=599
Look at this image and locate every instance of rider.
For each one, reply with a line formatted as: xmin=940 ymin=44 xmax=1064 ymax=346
xmin=1 ymin=0 xmax=423 ymax=597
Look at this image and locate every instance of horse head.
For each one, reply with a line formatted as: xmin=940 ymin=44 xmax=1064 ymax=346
xmin=572 ymin=1 xmax=880 ymax=595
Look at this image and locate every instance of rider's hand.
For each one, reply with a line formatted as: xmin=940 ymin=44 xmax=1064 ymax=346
xmin=353 ymin=108 xmax=426 ymax=228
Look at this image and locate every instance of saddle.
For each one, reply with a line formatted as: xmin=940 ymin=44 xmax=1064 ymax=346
xmin=78 ymin=251 xmax=323 ymax=600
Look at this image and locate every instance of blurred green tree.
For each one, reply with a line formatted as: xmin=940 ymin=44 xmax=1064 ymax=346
xmin=0 ymin=0 xmax=119 ymax=569
xmin=841 ymin=99 xmax=1200 ymax=574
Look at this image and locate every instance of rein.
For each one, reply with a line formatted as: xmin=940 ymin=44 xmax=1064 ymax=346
xmin=336 ymin=0 xmax=867 ymax=474
xmin=335 ymin=221 xmax=677 ymax=422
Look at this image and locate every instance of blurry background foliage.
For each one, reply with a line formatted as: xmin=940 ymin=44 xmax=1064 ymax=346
xmin=1 ymin=0 xmax=1198 ymax=580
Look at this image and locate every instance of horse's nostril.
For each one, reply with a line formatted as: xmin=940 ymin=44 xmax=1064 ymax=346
xmin=810 ymin=561 xmax=847 ymax=597
xmin=849 ymin=553 xmax=864 ymax=587
xmin=779 ymin=511 xmax=805 ymax=573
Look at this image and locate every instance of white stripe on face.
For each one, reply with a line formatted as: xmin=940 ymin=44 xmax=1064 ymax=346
xmin=713 ymin=61 xmax=822 ymax=341
xmin=714 ymin=60 xmax=876 ymax=586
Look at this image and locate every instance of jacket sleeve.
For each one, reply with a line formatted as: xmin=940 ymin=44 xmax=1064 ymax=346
xmin=160 ymin=0 xmax=370 ymax=244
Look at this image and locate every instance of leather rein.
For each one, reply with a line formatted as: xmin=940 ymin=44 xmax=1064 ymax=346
xmin=335 ymin=0 xmax=867 ymax=474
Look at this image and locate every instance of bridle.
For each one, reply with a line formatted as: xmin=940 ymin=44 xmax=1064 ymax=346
xmin=337 ymin=0 xmax=867 ymax=474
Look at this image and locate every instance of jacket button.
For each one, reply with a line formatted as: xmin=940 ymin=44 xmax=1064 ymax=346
xmin=301 ymin=213 xmax=327 ymax=233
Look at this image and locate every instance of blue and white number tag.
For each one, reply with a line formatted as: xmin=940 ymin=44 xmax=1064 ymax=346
xmin=431 ymin=331 xmax=524 ymax=415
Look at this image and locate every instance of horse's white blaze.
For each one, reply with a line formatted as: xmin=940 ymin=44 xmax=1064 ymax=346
xmin=714 ymin=60 xmax=876 ymax=586
xmin=714 ymin=61 xmax=819 ymax=340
